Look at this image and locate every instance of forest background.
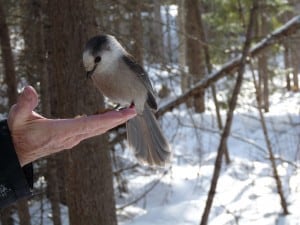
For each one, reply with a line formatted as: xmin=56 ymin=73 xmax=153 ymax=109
xmin=0 ymin=0 xmax=299 ymax=225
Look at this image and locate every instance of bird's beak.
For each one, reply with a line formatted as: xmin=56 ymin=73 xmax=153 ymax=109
xmin=86 ymin=64 xmax=97 ymax=79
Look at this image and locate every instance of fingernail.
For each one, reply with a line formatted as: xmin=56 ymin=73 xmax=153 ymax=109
xmin=18 ymin=86 xmax=38 ymax=109
xmin=21 ymin=87 xmax=33 ymax=102
xmin=122 ymin=108 xmax=137 ymax=118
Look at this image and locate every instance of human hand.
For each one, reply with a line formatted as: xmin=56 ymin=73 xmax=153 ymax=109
xmin=7 ymin=86 xmax=137 ymax=166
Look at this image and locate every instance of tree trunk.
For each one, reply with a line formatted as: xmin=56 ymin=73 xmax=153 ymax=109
xmin=130 ymin=0 xmax=143 ymax=65
xmin=258 ymin=11 xmax=269 ymax=112
xmin=184 ymin=0 xmax=205 ymax=113
xmin=17 ymin=199 xmax=31 ymax=225
xmin=0 ymin=207 xmax=13 ymax=225
xmin=150 ymin=0 xmax=165 ymax=64
xmin=47 ymin=158 xmax=62 ymax=225
xmin=0 ymin=0 xmax=17 ymax=107
xmin=288 ymin=0 xmax=300 ymax=91
xmin=46 ymin=0 xmax=117 ymax=224
xmin=283 ymin=43 xmax=291 ymax=91
xmin=178 ymin=0 xmax=189 ymax=95
xmin=290 ymin=46 xmax=299 ymax=91
xmin=0 ymin=2 xmax=31 ymax=224
xmin=197 ymin=0 xmax=230 ymax=164
xmin=21 ymin=0 xmax=62 ymax=223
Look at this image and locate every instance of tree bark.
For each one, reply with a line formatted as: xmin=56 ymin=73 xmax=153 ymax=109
xmin=290 ymin=45 xmax=299 ymax=91
xmin=197 ymin=0 xmax=230 ymax=164
xmin=287 ymin=0 xmax=300 ymax=91
xmin=178 ymin=0 xmax=189 ymax=95
xmin=21 ymin=0 xmax=62 ymax=223
xmin=184 ymin=0 xmax=206 ymax=113
xmin=46 ymin=0 xmax=117 ymax=224
xmin=0 ymin=2 xmax=31 ymax=224
xmin=257 ymin=8 xmax=269 ymax=112
xmin=284 ymin=43 xmax=291 ymax=91
xmin=130 ymin=0 xmax=143 ymax=65
xmin=0 ymin=0 xmax=17 ymax=107
xmin=200 ymin=2 xmax=258 ymax=224
xmin=0 ymin=207 xmax=13 ymax=225
xmin=151 ymin=0 xmax=165 ymax=64
xmin=17 ymin=199 xmax=31 ymax=225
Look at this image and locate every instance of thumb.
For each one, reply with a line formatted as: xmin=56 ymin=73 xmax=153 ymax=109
xmin=12 ymin=86 xmax=39 ymax=121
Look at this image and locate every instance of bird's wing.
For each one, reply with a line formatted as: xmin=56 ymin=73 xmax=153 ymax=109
xmin=122 ymin=54 xmax=157 ymax=110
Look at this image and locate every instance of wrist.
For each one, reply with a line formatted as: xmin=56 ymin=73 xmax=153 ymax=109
xmin=6 ymin=121 xmax=26 ymax=166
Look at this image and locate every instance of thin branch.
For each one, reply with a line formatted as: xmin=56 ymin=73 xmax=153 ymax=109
xmin=200 ymin=2 xmax=258 ymax=224
xmin=250 ymin=62 xmax=289 ymax=214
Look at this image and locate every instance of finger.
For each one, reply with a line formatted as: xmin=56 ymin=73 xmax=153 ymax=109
xmin=14 ymin=86 xmax=39 ymax=121
xmin=86 ymin=107 xmax=137 ymax=131
xmin=96 ymin=107 xmax=137 ymax=123
xmin=54 ymin=107 xmax=137 ymax=137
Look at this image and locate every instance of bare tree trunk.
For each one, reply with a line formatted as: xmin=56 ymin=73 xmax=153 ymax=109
xmin=0 ymin=207 xmax=13 ymax=225
xmin=287 ymin=0 xmax=300 ymax=92
xmin=178 ymin=0 xmax=189 ymax=95
xmin=17 ymin=199 xmax=31 ymax=225
xmin=165 ymin=5 xmax=173 ymax=64
xmin=47 ymin=158 xmax=62 ymax=225
xmin=37 ymin=1 xmax=62 ymax=224
xmin=185 ymin=0 xmax=205 ymax=113
xmin=283 ymin=43 xmax=291 ymax=91
xmin=46 ymin=0 xmax=117 ymax=224
xmin=151 ymin=0 xmax=165 ymax=64
xmin=200 ymin=2 xmax=258 ymax=224
xmin=0 ymin=0 xmax=17 ymax=107
xmin=21 ymin=0 xmax=62 ymax=223
xmin=258 ymin=10 xmax=269 ymax=112
xmin=291 ymin=46 xmax=299 ymax=91
xmin=20 ymin=0 xmax=39 ymax=92
xmin=0 ymin=2 xmax=31 ymax=224
xmin=130 ymin=0 xmax=143 ymax=65
xmin=197 ymin=0 xmax=230 ymax=164
xmin=250 ymin=63 xmax=289 ymax=215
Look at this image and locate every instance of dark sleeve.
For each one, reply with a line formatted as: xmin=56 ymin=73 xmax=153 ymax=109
xmin=0 ymin=120 xmax=33 ymax=208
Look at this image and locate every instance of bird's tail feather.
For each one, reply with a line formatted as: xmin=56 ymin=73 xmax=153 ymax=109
xmin=126 ymin=105 xmax=171 ymax=166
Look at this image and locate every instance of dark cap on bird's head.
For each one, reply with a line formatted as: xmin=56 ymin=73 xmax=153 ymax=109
xmin=84 ymin=35 xmax=109 ymax=55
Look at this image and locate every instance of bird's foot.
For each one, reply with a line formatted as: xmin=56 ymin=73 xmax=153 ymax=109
xmin=74 ymin=114 xmax=87 ymax=118
xmin=129 ymin=102 xmax=135 ymax=108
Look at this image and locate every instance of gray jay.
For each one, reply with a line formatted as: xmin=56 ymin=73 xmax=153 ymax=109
xmin=82 ymin=34 xmax=171 ymax=166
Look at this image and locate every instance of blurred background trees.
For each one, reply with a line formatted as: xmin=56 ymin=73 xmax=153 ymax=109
xmin=0 ymin=0 xmax=299 ymax=224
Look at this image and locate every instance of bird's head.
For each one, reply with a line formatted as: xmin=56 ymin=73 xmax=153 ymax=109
xmin=83 ymin=34 xmax=126 ymax=78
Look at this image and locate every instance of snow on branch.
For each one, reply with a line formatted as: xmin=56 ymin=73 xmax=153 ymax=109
xmin=157 ymin=15 xmax=300 ymax=117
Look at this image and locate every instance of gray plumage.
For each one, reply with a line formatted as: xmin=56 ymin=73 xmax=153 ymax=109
xmin=82 ymin=34 xmax=171 ymax=166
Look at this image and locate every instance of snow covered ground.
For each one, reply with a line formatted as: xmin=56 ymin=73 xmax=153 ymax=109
xmin=8 ymin=69 xmax=300 ymax=225
xmin=116 ymin=74 xmax=300 ymax=225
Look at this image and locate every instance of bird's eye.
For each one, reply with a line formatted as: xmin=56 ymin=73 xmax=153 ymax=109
xmin=94 ymin=56 xmax=101 ymax=63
